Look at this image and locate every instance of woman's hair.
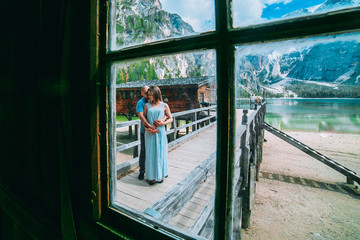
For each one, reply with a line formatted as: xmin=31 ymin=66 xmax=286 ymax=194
xmin=148 ymin=86 xmax=163 ymax=102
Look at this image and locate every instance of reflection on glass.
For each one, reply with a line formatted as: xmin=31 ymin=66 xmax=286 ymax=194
xmin=109 ymin=0 xmax=215 ymax=50
xmin=232 ymin=0 xmax=360 ymax=28
xmin=235 ymin=32 xmax=360 ymax=134
xmin=110 ymin=50 xmax=217 ymax=239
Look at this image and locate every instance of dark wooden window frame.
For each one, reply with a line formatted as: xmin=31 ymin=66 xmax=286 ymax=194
xmin=90 ymin=0 xmax=360 ymax=238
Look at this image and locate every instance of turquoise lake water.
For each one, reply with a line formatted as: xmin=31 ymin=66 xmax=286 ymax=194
xmin=237 ymin=98 xmax=360 ymax=134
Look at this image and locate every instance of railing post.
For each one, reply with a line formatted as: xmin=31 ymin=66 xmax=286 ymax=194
xmin=240 ymin=109 xmax=252 ymax=228
xmin=172 ymin=116 xmax=176 ymax=141
xmin=129 ymin=125 xmax=132 ymax=138
xmin=249 ymin=121 xmax=256 ymax=167
xmin=258 ymin=107 xmax=265 ymax=180
xmin=207 ymin=108 xmax=210 ymax=125
xmin=194 ymin=111 xmax=198 ymax=131
xmin=133 ymin=122 xmax=140 ymax=158
xmin=254 ymin=112 xmax=261 ymax=181
xmin=186 ymin=119 xmax=190 ymax=134
xmin=241 ymin=109 xmax=248 ymax=125
xmin=176 ymin=119 xmax=180 ymax=138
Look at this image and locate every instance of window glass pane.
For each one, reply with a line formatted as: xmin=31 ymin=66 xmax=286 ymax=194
xmin=236 ymin=32 xmax=360 ymax=124
xmin=109 ymin=0 xmax=215 ymax=51
xmin=234 ymin=32 xmax=360 ymax=238
xmin=109 ymin=49 xmax=217 ymax=238
xmin=232 ymin=0 xmax=360 ymax=28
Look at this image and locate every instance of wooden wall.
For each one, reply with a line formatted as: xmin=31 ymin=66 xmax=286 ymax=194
xmin=116 ymin=85 xmax=213 ymax=116
xmin=0 ymin=0 xmax=116 ymax=239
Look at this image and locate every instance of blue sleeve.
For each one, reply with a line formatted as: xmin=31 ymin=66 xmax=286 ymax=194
xmin=136 ymin=100 xmax=144 ymax=113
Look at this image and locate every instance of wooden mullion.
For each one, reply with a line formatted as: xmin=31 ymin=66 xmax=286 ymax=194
xmin=106 ymin=33 xmax=219 ymax=62
xmin=214 ymin=0 xmax=235 ymax=239
xmin=228 ymin=7 xmax=360 ymax=45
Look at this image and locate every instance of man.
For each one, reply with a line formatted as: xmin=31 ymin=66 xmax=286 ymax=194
xmin=136 ymin=86 xmax=162 ymax=180
xmin=136 ymin=86 xmax=151 ymax=180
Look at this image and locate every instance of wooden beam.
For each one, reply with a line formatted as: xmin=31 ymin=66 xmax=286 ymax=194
xmin=190 ymin=194 xmax=215 ymax=235
xmin=116 ymin=140 xmax=140 ymax=152
xmin=116 ymin=157 xmax=139 ymax=176
xmin=263 ymin=122 xmax=360 ymax=185
xmin=144 ymin=152 xmax=216 ymax=222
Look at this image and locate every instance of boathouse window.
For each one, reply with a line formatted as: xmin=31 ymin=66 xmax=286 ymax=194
xmin=96 ymin=0 xmax=360 ymax=239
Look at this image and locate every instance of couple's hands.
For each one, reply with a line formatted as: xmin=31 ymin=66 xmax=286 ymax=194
xmin=145 ymin=126 xmax=159 ymax=134
xmin=153 ymin=119 xmax=165 ymax=127
xmin=145 ymin=119 xmax=166 ymax=134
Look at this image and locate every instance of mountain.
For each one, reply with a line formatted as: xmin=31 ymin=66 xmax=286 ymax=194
xmin=287 ymin=41 xmax=360 ymax=84
xmin=111 ymin=0 xmax=195 ymax=49
xmin=314 ymin=0 xmax=360 ymax=12
xmin=235 ymin=0 xmax=360 ymax=98
xmin=236 ymin=38 xmax=360 ymax=98
xmin=282 ymin=0 xmax=359 ymax=18
xmin=112 ymin=0 xmax=216 ymax=83
xmin=113 ymin=0 xmax=360 ymax=98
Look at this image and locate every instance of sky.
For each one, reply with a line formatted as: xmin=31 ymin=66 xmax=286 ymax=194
xmin=160 ymin=0 xmax=328 ymax=32
xmin=161 ymin=0 xmax=215 ymax=32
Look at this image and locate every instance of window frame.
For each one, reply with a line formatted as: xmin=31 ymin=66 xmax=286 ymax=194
xmin=91 ymin=0 xmax=360 ymax=238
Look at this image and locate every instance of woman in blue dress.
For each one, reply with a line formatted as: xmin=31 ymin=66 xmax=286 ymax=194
xmin=144 ymin=86 xmax=173 ymax=185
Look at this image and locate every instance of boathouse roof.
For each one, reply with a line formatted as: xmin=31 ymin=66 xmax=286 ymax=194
xmin=116 ymin=76 xmax=215 ymax=89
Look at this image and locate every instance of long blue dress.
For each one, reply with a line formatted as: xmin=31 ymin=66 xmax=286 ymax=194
xmin=145 ymin=102 xmax=168 ymax=181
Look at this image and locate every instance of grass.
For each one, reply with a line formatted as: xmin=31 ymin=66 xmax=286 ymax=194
xmin=116 ymin=116 xmax=139 ymax=122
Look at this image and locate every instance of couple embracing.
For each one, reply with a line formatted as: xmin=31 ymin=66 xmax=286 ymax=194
xmin=136 ymin=86 xmax=173 ymax=185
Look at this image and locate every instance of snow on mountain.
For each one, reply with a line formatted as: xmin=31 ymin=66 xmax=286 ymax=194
xmin=236 ymin=34 xmax=360 ymax=97
xmin=113 ymin=0 xmax=359 ymax=97
xmin=282 ymin=0 xmax=359 ymax=18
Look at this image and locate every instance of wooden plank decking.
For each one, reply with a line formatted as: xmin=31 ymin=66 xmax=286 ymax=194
xmin=114 ymin=108 xmax=257 ymax=237
xmin=115 ymin=124 xmax=217 ymax=232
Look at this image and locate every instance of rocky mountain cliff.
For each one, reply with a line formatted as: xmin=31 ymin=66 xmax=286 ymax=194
xmin=113 ymin=0 xmax=360 ymax=97
xmin=236 ymin=0 xmax=360 ymax=97
xmin=112 ymin=0 xmax=216 ymax=82
xmin=111 ymin=0 xmax=195 ymax=49
xmin=236 ymin=38 xmax=360 ymax=97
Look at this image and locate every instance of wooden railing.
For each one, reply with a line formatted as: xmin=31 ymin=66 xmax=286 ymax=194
xmin=235 ymin=101 xmax=266 ymax=231
xmin=158 ymin=102 xmax=267 ymax=239
xmin=115 ymin=106 xmax=217 ymax=175
xmin=188 ymin=101 xmax=267 ymax=239
xmin=115 ymin=102 xmax=266 ymax=238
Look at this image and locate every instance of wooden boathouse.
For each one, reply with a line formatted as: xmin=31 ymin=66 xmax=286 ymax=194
xmin=116 ymin=76 xmax=216 ymax=116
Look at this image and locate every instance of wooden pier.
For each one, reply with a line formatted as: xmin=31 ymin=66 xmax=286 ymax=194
xmin=113 ymin=103 xmax=267 ymax=239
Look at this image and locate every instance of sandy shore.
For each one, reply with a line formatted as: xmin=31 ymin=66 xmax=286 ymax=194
xmin=242 ymin=130 xmax=360 ymax=240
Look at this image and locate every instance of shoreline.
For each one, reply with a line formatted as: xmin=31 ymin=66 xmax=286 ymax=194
xmin=277 ymin=129 xmax=360 ymax=136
